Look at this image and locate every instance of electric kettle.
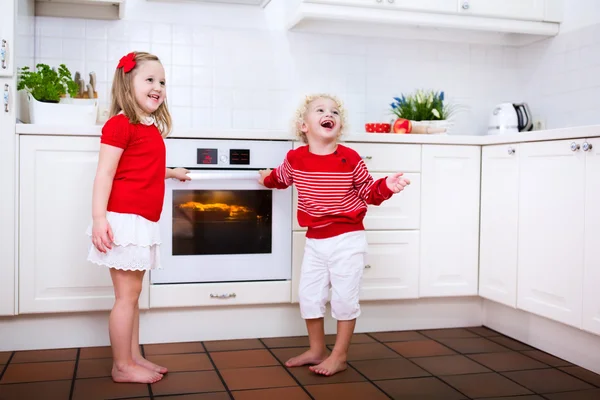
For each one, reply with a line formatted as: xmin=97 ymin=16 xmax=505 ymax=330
xmin=488 ymin=103 xmax=533 ymax=135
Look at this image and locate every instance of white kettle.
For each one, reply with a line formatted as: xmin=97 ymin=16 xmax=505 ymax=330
xmin=488 ymin=103 xmax=533 ymax=135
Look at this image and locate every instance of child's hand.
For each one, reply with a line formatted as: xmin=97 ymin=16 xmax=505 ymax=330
xmin=92 ymin=217 xmax=114 ymax=253
xmin=258 ymin=169 xmax=271 ymax=186
xmin=386 ymin=172 xmax=411 ymax=194
xmin=172 ymin=167 xmax=191 ymax=182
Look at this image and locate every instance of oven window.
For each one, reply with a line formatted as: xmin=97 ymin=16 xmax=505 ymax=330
xmin=172 ymin=190 xmax=272 ymax=256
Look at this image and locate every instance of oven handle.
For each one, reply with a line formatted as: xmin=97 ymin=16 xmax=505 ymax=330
xmin=186 ymin=171 xmax=259 ymax=181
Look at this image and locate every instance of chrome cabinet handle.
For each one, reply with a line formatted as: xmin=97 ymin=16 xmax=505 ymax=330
xmin=462 ymin=1 xmax=470 ymax=10
xmin=1 ymin=40 xmax=7 ymax=69
xmin=364 ymin=264 xmax=372 ymax=269
xmin=582 ymin=142 xmax=593 ymax=152
xmin=3 ymin=84 xmax=8 ymax=113
xmin=507 ymin=147 xmax=516 ymax=155
xmin=570 ymin=142 xmax=580 ymax=152
xmin=210 ymin=293 xmax=236 ymax=299
xmin=362 ymin=156 xmax=373 ymax=160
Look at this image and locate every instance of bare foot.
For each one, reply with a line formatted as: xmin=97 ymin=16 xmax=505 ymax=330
xmin=134 ymin=356 xmax=168 ymax=374
xmin=285 ymin=349 xmax=328 ymax=368
xmin=112 ymin=363 xmax=163 ymax=384
xmin=309 ymin=354 xmax=347 ymax=376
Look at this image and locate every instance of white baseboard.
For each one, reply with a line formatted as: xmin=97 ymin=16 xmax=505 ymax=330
xmin=0 ymin=297 xmax=482 ymax=351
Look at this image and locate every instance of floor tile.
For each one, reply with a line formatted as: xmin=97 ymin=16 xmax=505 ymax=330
xmin=79 ymin=346 xmax=112 ymax=360
xmin=1 ymin=361 xmax=74 ymax=384
xmin=559 ymin=366 xmax=600 ymax=386
xmin=146 ymin=353 xmax=214 ymax=373
xmin=233 ymin=386 xmax=311 ymax=400
xmin=545 ymin=389 xmax=600 ymax=400
xmin=467 ymin=326 xmax=502 ymax=337
xmin=368 ymin=331 xmax=428 ymax=342
xmin=220 ymin=366 xmax=297 ymax=390
xmin=324 ymin=333 xmax=375 ymax=345
xmin=204 ymin=339 xmax=264 ymax=352
xmin=262 ymin=336 xmax=309 ymax=348
xmin=211 ymin=349 xmax=279 ymax=369
xmin=350 ymin=357 xmax=430 ymax=380
xmin=520 ymin=350 xmax=572 ymax=367
xmin=0 ymin=353 xmax=11 ymax=364
xmin=72 ymin=376 xmax=150 ymax=400
xmin=488 ymin=336 xmax=534 ymax=351
xmin=386 ymin=340 xmax=456 ymax=358
xmin=143 ymin=341 xmax=205 ymax=356
xmin=468 ymin=352 xmax=550 ymax=372
xmin=441 ymin=372 xmax=533 ymax=398
xmin=11 ymin=348 xmax=77 ymax=363
xmin=159 ymin=394 xmax=230 ymax=400
xmin=375 ymin=376 xmax=467 ymax=400
xmin=438 ymin=338 xmax=512 ymax=354
xmin=339 ymin=343 xmax=400 ymax=361
xmin=411 ymin=355 xmax=491 ymax=376
xmin=288 ymin=364 xmax=366 ymax=385
xmin=76 ymin=358 xmax=112 ymax=379
xmin=420 ymin=328 xmax=480 ymax=339
xmin=0 ymin=379 xmax=71 ymax=400
xmin=504 ymin=368 xmax=594 ymax=394
xmin=481 ymin=396 xmax=544 ymax=400
xmin=151 ymin=370 xmax=225 ymax=396
xmin=270 ymin=347 xmax=316 ymax=365
xmin=306 ymin=382 xmax=389 ymax=400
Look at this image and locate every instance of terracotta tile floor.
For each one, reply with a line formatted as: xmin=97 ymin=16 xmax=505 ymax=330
xmin=1 ymin=326 xmax=600 ymax=399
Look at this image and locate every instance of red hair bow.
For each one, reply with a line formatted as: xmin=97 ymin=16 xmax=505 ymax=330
xmin=117 ymin=52 xmax=136 ymax=73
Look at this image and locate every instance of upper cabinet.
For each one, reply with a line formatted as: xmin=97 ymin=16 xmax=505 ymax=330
xmin=285 ymin=0 xmax=563 ymax=45
xmin=35 ymin=0 xmax=126 ymax=20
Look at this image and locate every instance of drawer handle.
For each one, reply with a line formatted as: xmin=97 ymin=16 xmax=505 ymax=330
xmin=3 ymin=84 xmax=8 ymax=113
xmin=570 ymin=142 xmax=580 ymax=152
xmin=364 ymin=264 xmax=372 ymax=269
xmin=582 ymin=142 xmax=593 ymax=152
xmin=1 ymin=39 xmax=7 ymax=69
xmin=361 ymin=156 xmax=373 ymax=161
xmin=210 ymin=293 xmax=237 ymax=299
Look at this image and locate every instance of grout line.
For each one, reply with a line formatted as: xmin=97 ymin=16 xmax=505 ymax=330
xmin=68 ymin=348 xmax=80 ymax=400
xmin=0 ymin=352 xmax=15 ymax=382
xmin=257 ymin=338 xmax=315 ymax=400
xmin=201 ymin=342 xmax=235 ymax=399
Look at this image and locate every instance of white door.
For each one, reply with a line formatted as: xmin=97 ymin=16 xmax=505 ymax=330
xmin=304 ymin=0 xmax=457 ymax=13
xmin=0 ymin=77 xmax=16 ymax=316
xmin=479 ymin=144 xmax=519 ymax=307
xmin=583 ymin=138 xmax=600 ymax=335
xmin=458 ymin=0 xmax=545 ymax=21
xmin=0 ymin=0 xmax=14 ymax=77
xmin=420 ymin=145 xmax=481 ymax=297
xmin=517 ymin=139 xmax=585 ymax=328
xmin=19 ymin=135 xmax=150 ymax=314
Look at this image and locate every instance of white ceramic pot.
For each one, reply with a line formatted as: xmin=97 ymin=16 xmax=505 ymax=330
xmin=26 ymin=93 xmax=98 ymax=125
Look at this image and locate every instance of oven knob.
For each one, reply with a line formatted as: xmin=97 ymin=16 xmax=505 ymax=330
xmin=219 ymin=154 xmax=228 ymax=164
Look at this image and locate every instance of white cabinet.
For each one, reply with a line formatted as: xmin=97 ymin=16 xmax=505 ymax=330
xmin=479 ymin=144 xmax=519 ymax=308
xmin=19 ymin=135 xmax=149 ymax=314
xmin=35 ymin=0 xmax=126 ymax=20
xmin=517 ymin=139 xmax=585 ymax=328
xmin=458 ymin=0 xmax=545 ymax=21
xmin=291 ymin=231 xmax=419 ymax=303
xmin=420 ymin=145 xmax=481 ymax=297
xmin=0 ymin=0 xmax=15 ymax=77
xmin=305 ymin=0 xmax=457 ymax=13
xmin=583 ymin=138 xmax=600 ymax=335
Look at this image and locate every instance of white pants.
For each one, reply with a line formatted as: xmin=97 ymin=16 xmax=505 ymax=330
xmin=299 ymin=231 xmax=368 ymax=321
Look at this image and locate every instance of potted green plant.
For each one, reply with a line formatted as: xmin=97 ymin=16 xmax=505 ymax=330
xmin=390 ymin=89 xmax=455 ymax=133
xmin=17 ymin=63 xmax=98 ymax=125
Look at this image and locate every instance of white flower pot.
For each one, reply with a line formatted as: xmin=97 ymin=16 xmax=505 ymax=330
xmin=412 ymin=119 xmax=453 ymax=134
xmin=26 ymin=93 xmax=98 ymax=125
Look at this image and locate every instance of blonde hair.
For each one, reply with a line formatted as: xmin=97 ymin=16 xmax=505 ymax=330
xmin=109 ymin=51 xmax=172 ymax=137
xmin=293 ymin=93 xmax=347 ymax=144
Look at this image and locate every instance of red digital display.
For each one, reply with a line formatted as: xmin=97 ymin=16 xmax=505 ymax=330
xmin=230 ymin=149 xmax=250 ymax=165
xmin=197 ymin=148 xmax=217 ymax=165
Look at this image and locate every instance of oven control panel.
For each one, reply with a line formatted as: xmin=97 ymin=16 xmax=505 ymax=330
xmin=196 ymin=148 xmax=251 ymax=166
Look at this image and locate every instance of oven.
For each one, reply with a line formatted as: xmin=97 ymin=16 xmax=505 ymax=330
xmin=150 ymin=138 xmax=293 ymax=284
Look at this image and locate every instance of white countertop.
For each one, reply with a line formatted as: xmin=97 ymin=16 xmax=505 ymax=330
xmin=15 ymin=123 xmax=600 ymax=145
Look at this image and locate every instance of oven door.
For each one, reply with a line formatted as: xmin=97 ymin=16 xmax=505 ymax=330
xmin=151 ymin=170 xmax=292 ymax=284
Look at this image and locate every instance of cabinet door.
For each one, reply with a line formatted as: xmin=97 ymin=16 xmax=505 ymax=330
xmin=19 ymin=135 xmax=150 ymax=314
xmin=0 ymin=77 xmax=16 ymax=316
xmin=458 ymin=0 xmax=545 ymax=21
xmin=517 ymin=139 xmax=585 ymax=328
xmin=420 ymin=145 xmax=481 ymax=297
xmin=583 ymin=138 xmax=600 ymax=335
xmin=305 ymin=0 xmax=457 ymax=13
xmin=479 ymin=144 xmax=519 ymax=307
xmin=0 ymin=0 xmax=15 ymax=77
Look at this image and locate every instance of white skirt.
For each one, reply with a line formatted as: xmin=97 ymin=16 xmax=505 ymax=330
xmin=85 ymin=211 xmax=162 ymax=271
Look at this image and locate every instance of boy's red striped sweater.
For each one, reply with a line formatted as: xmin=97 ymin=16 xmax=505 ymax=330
xmin=264 ymin=144 xmax=393 ymax=239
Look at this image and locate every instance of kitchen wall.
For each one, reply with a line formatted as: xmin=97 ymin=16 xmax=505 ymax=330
xmin=30 ymin=0 xmax=523 ymax=136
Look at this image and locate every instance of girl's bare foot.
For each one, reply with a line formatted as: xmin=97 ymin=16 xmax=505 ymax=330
xmin=285 ymin=349 xmax=328 ymax=367
xmin=134 ymin=356 xmax=168 ymax=374
xmin=309 ymin=354 xmax=347 ymax=376
xmin=112 ymin=363 xmax=163 ymax=383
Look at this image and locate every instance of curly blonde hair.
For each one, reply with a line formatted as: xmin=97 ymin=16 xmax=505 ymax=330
xmin=293 ymin=93 xmax=347 ymax=144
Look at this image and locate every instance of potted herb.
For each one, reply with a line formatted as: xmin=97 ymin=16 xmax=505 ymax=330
xmin=390 ymin=89 xmax=455 ymax=133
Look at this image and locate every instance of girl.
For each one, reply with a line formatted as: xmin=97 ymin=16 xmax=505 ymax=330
xmin=87 ymin=51 xmax=189 ymax=384
xmin=258 ymin=94 xmax=410 ymax=377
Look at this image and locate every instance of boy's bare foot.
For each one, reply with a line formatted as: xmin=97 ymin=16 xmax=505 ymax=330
xmin=309 ymin=354 xmax=347 ymax=376
xmin=134 ymin=356 xmax=168 ymax=374
xmin=285 ymin=349 xmax=328 ymax=367
xmin=112 ymin=363 xmax=163 ymax=383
